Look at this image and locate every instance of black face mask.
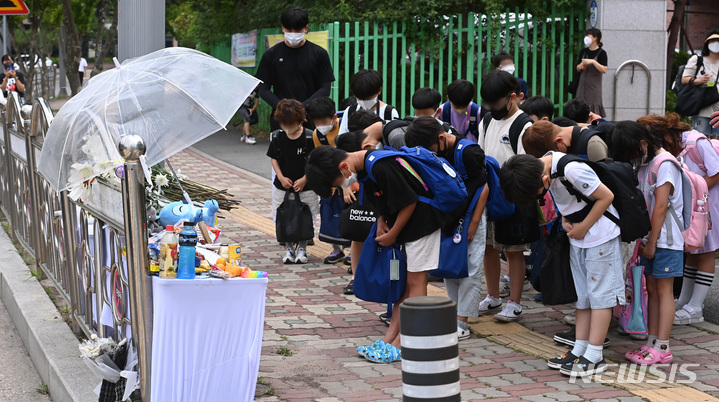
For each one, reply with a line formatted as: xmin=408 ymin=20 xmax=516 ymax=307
xmin=537 ymin=186 xmax=549 ymax=205
xmin=489 ymin=96 xmax=511 ymax=120
xmin=436 ymin=137 xmax=449 ymax=158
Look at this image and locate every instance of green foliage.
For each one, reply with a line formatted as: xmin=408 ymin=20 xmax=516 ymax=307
xmin=37 ymin=382 xmax=49 ymax=396
xmin=666 ymin=89 xmax=677 ymax=114
xmin=167 ymin=0 xmax=587 ymax=47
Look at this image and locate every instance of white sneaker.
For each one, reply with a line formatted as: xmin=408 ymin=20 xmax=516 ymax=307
xmin=283 ymin=249 xmax=296 ymax=264
xmin=245 ymin=135 xmax=257 ymax=145
xmin=478 ymin=295 xmax=503 ymax=315
xmin=494 ymin=300 xmax=522 ymax=322
xmin=457 ymin=325 xmax=471 ymax=341
xmin=240 ymin=135 xmax=247 ymax=143
xmin=499 ymin=276 xmax=510 ymax=298
xmin=295 ymin=249 xmax=308 ymax=264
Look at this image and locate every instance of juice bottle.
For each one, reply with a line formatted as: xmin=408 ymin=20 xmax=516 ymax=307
xmin=177 ymin=222 xmax=198 ymax=280
xmin=158 ymin=225 xmax=178 ymax=278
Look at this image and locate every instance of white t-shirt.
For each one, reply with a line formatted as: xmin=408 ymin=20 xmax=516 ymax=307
xmin=549 ymin=152 xmax=621 ymax=248
xmin=637 ymin=154 xmax=685 ymax=251
xmin=337 ymin=102 xmax=399 ymax=135
xmin=478 ymin=109 xmax=531 ymax=164
xmin=79 ymin=57 xmax=88 ymax=72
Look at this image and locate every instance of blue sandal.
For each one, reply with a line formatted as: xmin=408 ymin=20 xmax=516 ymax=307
xmin=365 ymin=343 xmax=401 ymax=363
xmin=357 ymin=340 xmax=385 ymax=357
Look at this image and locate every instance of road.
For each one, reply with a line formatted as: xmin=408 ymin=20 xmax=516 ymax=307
xmin=193 ymin=127 xmax=719 ymax=325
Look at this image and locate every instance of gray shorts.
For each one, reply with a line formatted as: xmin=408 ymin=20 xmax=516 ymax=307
xmin=239 ymin=106 xmax=251 ymax=123
xmin=486 ymin=221 xmax=530 ymax=252
xmin=569 ymin=236 xmax=626 ymax=310
xmin=445 ymin=212 xmax=487 ymax=317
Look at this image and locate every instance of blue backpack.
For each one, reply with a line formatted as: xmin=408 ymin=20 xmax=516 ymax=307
xmin=360 ymin=147 xmax=468 ymax=214
xmin=441 ymin=101 xmax=479 ymax=139
xmin=485 ymin=155 xmax=516 ymax=221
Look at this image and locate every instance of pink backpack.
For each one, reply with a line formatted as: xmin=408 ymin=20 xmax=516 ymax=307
xmin=682 ymin=130 xmax=719 ymax=173
xmin=648 ymin=153 xmax=709 ymax=252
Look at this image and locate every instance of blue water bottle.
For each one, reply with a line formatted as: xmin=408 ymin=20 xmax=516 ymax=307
xmin=177 ymin=222 xmax=197 ymax=279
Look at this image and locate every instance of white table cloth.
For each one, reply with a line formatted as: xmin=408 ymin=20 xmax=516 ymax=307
xmin=151 ymin=276 xmax=268 ymax=401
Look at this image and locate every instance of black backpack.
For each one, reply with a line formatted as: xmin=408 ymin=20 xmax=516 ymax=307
xmin=383 ymin=117 xmax=457 ymax=145
xmin=345 ymin=102 xmax=396 ymax=125
xmin=553 ymin=155 xmax=651 ymax=243
xmin=482 ymin=111 xmax=534 ymax=154
xmin=569 ymin=122 xmax=614 ymax=159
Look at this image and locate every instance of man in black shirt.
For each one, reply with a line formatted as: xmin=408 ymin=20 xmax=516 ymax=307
xmin=256 ymin=7 xmax=335 ymax=131
xmin=0 ymin=55 xmax=26 ymax=102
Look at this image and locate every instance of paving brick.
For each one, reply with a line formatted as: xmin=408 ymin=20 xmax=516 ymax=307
xmin=164 ymin=147 xmax=719 ymax=401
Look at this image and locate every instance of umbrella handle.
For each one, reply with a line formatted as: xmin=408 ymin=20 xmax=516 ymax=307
xmin=165 ymin=159 xmax=194 ymax=205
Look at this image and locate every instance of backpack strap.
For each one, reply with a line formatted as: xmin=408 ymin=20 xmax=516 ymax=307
xmin=467 ymin=102 xmax=480 ymax=138
xmin=314 ymin=128 xmax=330 ymax=146
xmin=441 ymin=101 xmax=452 ymax=123
xmin=382 ymin=118 xmax=413 ymax=145
xmin=453 ymin=138 xmax=478 ymax=180
xmin=383 ymin=105 xmax=396 ymax=121
xmin=680 ymin=130 xmax=711 ymax=172
xmin=647 ymin=153 xmax=685 ymax=246
xmin=570 ymin=126 xmax=596 ymax=158
xmin=481 ymin=112 xmax=492 ymax=135
xmin=509 ymin=112 xmax=534 ymax=154
xmin=552 ymin=155 xmax=621 ymax=225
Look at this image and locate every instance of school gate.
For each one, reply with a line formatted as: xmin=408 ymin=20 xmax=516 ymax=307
xmin=209 ymin=7 xmax=587 ymax=132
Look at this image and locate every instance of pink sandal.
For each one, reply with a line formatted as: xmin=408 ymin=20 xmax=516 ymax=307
xmin=629 ymin=347 xmax=673 ymax=365
xmin=624 ymin=345 xmax=648 ymax=361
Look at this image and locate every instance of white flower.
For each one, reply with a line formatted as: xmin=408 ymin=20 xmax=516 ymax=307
xmin=81 ymin=135 xmax=110 ymax=165
xmin=67 ymin=162 xmax=101 ymax=203
xmin=154 ymin=174 xmax=169 ymax=188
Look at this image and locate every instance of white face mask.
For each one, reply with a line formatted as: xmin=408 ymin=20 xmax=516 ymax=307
xmin=501 ymin=64 xmax=516 ymax=75
xmin=584 ymin=36 xmax=593 ymax=47
xmin=315 ymin=124 xmax=333 ymax=135
xmin=285 ymin=32 xmax=305 ymax=47
xmin=709 ymin=42 xmax=719 ymax=54
xmin=357 ymin=97 xmax=378 ymax=110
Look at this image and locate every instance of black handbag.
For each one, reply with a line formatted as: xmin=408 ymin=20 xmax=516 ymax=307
xmin=275 ymin=190 xmax=314 ymax=243
xmin=567 ymin=72 xmax=581 ymax=96
xmin=493 ymin=202 xmax=541 ymax=245
xmin=676 ymin=56 xmax=719 ymax=116
xmin=540 ymin=223 xmax=577 ymax=306
xmin=249 ymin=111 xmax=259 ymax=125
xmin=338 ymin=195 xmax=377 ymax=242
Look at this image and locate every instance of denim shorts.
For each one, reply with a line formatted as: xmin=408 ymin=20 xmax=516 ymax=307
xmin=640 ymin=248 xmax=684 ymax=279
xmin=569 ymin=236 xmax=625 ymax=310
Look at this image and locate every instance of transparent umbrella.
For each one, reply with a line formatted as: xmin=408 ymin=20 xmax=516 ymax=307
xmin=37 ymin=47 xmax=261 ymax=194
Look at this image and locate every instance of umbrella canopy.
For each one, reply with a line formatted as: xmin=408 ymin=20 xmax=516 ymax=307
xmin=38 ymin=47 xmax=261 ymax=192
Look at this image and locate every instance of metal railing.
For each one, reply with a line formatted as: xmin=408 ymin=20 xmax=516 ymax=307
xmin=0 ymin=94 xmax=132 ymax=340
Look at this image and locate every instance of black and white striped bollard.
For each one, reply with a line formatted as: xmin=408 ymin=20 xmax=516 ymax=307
xmin=400 ymin=296 xmax=461 ymax=402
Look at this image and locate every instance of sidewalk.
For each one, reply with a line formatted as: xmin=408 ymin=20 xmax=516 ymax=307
xmin=172 ymin=145 xmax=719 ymax=402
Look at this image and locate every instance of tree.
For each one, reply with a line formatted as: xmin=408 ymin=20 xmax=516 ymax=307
xmin=91 ymin=0 xmax=118 ymax=77
xmin=666 ymin=0 xmax=687 ymax=87
xmin=60 ymin=0 xmax=82 ymax=95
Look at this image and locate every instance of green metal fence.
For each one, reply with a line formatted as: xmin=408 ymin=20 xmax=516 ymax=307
xmin=210 ymin=7 xmax=586 ymax=132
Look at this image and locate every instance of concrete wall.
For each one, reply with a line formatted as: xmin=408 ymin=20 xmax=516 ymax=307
xmin=117 ymin=0 xmax=165 ymax=62
xmin=591 ymin=0 xmax=667 ymax=120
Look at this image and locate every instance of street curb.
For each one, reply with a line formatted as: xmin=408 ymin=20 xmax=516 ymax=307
xmin=0 ymin=228 xmax=96 ymax=402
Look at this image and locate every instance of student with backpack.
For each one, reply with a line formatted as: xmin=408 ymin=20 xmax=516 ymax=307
xmin=563 ymin=98 xmax=607 ymax=127
xmin=307 ymin=97 xmax=352 ymax=264
xmin=369 ymin=88 xmax=459 ymax=150
xmin=405 ymin=116 xmax=489 ymax=341
xmin=637 ymin=114 xmax=719 ymax=325
xmin=610 ymin=121 xmax=686 ymax=365
xmin=477 ymin=70 xmax=534 ymax=322
xmin=679 ymin=30 xmax=719 ymax=137
xmin=337 ymin=69 xmax=399 ymax=135
xmin=267 ymin=99 xmax=319 ymax=264
xmin=491 ymin=51 xmax=530 ymax=101
xmin=520 ymin=96 xmax=555 ymax=122
xmin=499 ymin=152 xmax=624 ymax=377
xmin=439 ymin=80 xmax=481 ymax=142
xmin=522 ymin=120 xmax=609 ymax=161
xmin=305 ymin=144 xmax=453 ymax=363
